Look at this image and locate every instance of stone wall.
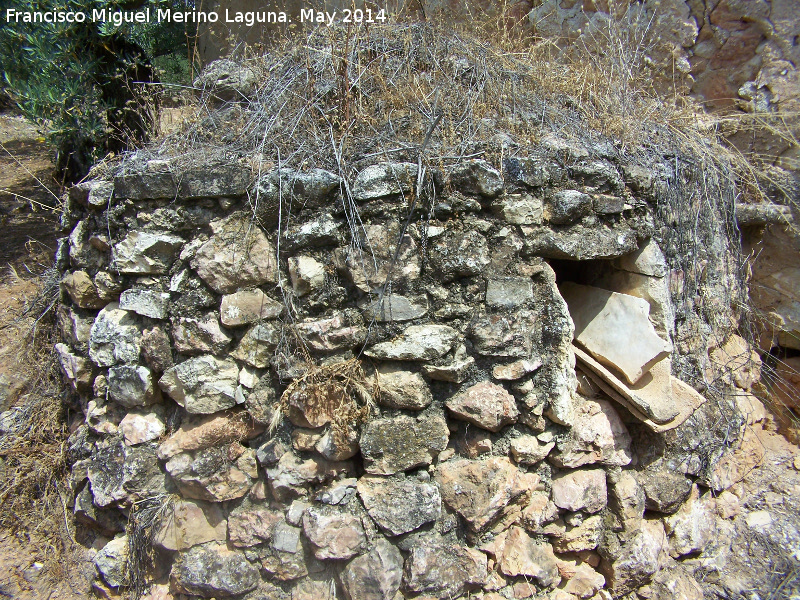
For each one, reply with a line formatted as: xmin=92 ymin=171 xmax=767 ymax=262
xmin=55 ymin=96 xmax=765 ymax=598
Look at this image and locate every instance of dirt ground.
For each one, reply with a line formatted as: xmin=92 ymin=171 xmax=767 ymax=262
xmin=0 ymin=112 xmax=96 ymax=600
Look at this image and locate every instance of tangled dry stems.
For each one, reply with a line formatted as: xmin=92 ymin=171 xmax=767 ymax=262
xmin=0 ymin=276 xmax=73 ymax=581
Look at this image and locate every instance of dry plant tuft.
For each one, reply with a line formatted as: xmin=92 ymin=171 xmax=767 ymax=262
xmin=272 ymin=357 xmax=376 ymax=447
xmin=0 ymin=275 xmax=73 ymax=580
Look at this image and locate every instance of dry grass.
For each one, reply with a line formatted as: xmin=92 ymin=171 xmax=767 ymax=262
xmin=0 ymin=270 xmax=73 ymax=581
xmin=272 ymin=357 xmax=376 ymax=448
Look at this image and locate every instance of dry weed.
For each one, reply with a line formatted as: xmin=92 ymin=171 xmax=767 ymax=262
xmin=0 ymin=274 xmax=73 ymax=581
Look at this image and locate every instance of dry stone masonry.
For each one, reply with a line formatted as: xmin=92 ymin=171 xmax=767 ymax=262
xmin=50 ymin=55 xmax=785 ymax=600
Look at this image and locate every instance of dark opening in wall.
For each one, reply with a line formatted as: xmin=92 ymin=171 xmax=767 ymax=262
xmin=547 ymin=257 xmax=615 ymax=288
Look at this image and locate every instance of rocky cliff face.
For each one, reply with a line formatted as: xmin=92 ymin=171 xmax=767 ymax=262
xmin=52 ymin=42 xmax=787 ymax=600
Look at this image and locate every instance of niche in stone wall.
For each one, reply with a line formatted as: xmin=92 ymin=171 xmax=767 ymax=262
xmin=546 ymin=241 xmax=705 ymax=433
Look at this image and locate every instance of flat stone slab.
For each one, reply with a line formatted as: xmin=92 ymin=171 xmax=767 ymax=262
xmin=574 ymin=345 xmax=705 ymax=431
xmin=560 ymin=282 xmax=672 ymax=385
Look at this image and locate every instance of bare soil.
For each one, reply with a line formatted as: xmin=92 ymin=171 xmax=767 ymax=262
xmin=0 ymin=112 xmax=94 ymax=600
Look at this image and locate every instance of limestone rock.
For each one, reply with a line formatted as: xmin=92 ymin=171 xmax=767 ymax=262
xmin=403 ymin=538 xmax=487 ymax=597
xmin=428 ymin=229 xmax=491 ymax=282
xmin=231 ymin=322 xmax=282 ymax=368
xmin=220 ymin=289 xmax=282 ymax=326
xmin=492 ymin=358 xmax=542 ymax=381
xmin=140 ymin=326 xmax=173 ymax=372
xmin=289 ymin=256 xmax=326 ymax=296
xmin=552 ymin=514 xmax=604 ymax=553
xmin=710 ymin=334 xmax=761 ymax=391
xmin=155 ymin=500 xmax=227 ymax=551
xmin=55 ymin=343 xmax=95 ymax=392
xmin=503 ymin=156 xmax=561 ymax=188
xmin=373 ymin=364 xmax=433 ymax=410
xmin=638 ymin=464 xmax=692 ymax=514
xmin=266 ymin=452 xmax=352 ymax=501
xmin=57 ymin=305 xmax=94 ymax=351
xmin=560 ymin=563 xmax=605 ymax=598
xmin=436 ymin=457 xmax=537 ymax=533
xmin=171 ymin=542 xmax=260 ymax=597
xmin=363 ymin=295 xmax=427 ymax=322
xmin=165 ymin=444 xmax=257 ymax=502
xmin=108 ymin=365 xmax=161 ymax=408
xmin=283 ymin=213 xmax=340 ymax=250
xmin=119 ymin=289 xmax=171 ymax=319
xmin=256 ymin=167 xmax=341 ymax=211
xmin=194 ymin=59 xmax=256 ymax=101
xmin=335 ymin=223 xmax=419 ymax=292
xmin=119 ymin=410 xmax=165 ymax=445
xmin=550 ymin=398 xmax=632 ymax=468
xmin=159 ymin=355 xmax=239 ymax=414
xmin=88 ymin=441 xmax=165 ymax=507
xmin=295 ymin=313 xmax=367 ymax=352
xmin=73 ymin=486 xmax=125 ymax=536
xmin=494 ymin=194 xmax=543 ymax=225
xmin=646 ymin=565 xmax=704 ymax=600
xmin=447 ymin=159 xmax=504 ymax=197
xmin=510 ymin=435 xmax=555 ymax=465
xmin=356 ymin=475 xmax=441 ymax=536
xmin=494 ymin=526 xmax=561 ymax=586
xmin=613 ymin=238 xmax=668 ymax=277
xmin=600 ymin=520 xmax=668 ymax=595
xmin=446 ymin=381 xmax=519 ymax=432
xmin=302 ymin=505 xmax=366 ymax=560
xmin=172 ymin=313 xmax=233 ymax=356
xmin=560 ymin=282 xmax=672 ymax=386
xmin=469 ymin=310 xmax=540 ymax=358
xmin=364 ymin=324 xmax=459 ymax=361
xmin=341 ymin=538 xmax=404 ymax=600
xmin=352 ymin=162 xmax=417 ymax=201
xmin=360 ymin=414 xmax=449 ymax=475
xmin=94 ymin=536 xmax=128 ymax=588
xmin=315 ymin=426 xmax=360 ymax=461
xmin=486 ymin=277 xmax=534 ymax=309
xmin=548 ymin=190 xmax=592 ymax=224
xmin=551 ymin=469 xmax=607 ymax=514
xmin=664 ymin=484 xmax=716 ymax=557
xmin=525 ymin=222 xmax=639 ymax=260
xmin=228 ymin=503 xmax=283 ymax=547
xmin=191 ymin=213 xmax=277 ymax=294
xmin=607 ymin=469 xmax=645 ymax=532
xmin=112 ymin=231 xmax=184 ymax=274
xmin=422 ymin=344 xmax=475 ymax=383
xmin=89 ymin=303 xmax=142 ymax=367
xmin=61 ymin=270 xmax=104 ymax=309
xmin=157 ymin=410 xmax=259 ymax=459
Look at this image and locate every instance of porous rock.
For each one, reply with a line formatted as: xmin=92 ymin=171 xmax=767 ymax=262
xmin=360 ymin=414 xmax=449 ymax=475
xmin=551 ymin=469 xmax=607 ymax=514
xmin=436 ymin=456 xmax=537 ymax=532
xmin=340 ymin=537 xmax=404 ymax=600
xmin=159 ymin=355 xmax=239 ymax=414
xmin=446 ymin=381 xmax=519 ymax=432
xmin=112 ymin=231 xmax=184 ymax=274
xmin=403 ymin=537 xmax=488 ymax=597
xmin=364 ymin=324 xmax=459 ymax=361
xmin=164 ymin=444 xmax=257 ymax=502
xmin=89 ymin=303 xmax=142 ymax=367
xmin=356 ymin=475 xmax=441 ymax=536
xmin=191 ymin=213 xmax=277 ymax=294
xmin=302 ymin=504 xmax=366 ymax=560
xmin=170 ymin=542 xmax=260 ymax=597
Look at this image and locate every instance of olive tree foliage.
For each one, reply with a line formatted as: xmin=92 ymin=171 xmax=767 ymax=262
xmin=0 ymin=0 xmax=196 ymax=182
